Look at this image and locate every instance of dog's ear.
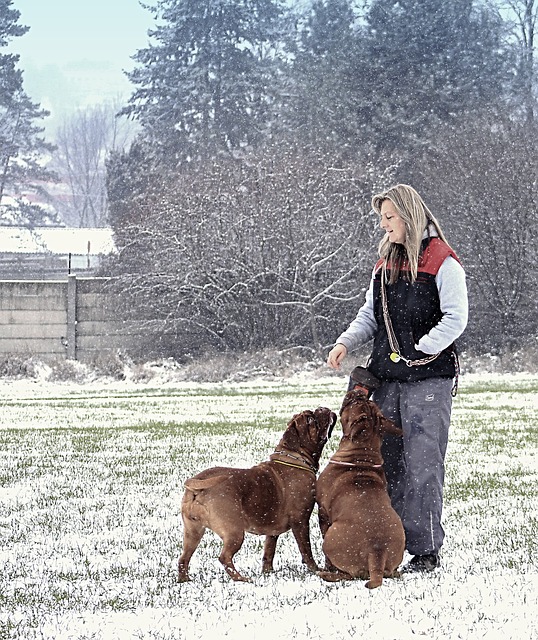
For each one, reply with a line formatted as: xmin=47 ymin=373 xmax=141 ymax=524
xmin=369 ymin=401 xmax=403 ymax=436
xmin=379 ymin=415 xmax=403 ymax=437
xmin=281 ymin=414 xmax=304 ymax=450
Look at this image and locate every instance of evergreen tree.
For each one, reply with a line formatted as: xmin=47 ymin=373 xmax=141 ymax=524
xmin=284 ymin=0 xmax=362 ymax=152
xmin=106 ymin=140 xmax=160 ymax=231
xmin=123 ymin=0 xmax=288 ymax=165
xmin=356 ymin=0 xmax=511 ymax=154
xmin=0 ymin=0 xmax=55 ymax=223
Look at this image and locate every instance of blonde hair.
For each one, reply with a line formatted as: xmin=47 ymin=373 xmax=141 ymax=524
xmin=371 ymin=184 xmax=449 ymax=283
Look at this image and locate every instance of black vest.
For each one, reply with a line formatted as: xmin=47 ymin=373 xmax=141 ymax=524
xmin=368 ymin=238 xmax=459 ymax=383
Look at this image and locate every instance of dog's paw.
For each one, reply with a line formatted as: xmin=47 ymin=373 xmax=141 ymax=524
xmin=316 ymin=569 xmax=351 ymax=582
xmin=229 ymin=572 xmax=252 ymax=582
xmin=365 ymin=578 xmax=383 ymax=589
xmin=316 ymin=570 xmax=341 ymax=582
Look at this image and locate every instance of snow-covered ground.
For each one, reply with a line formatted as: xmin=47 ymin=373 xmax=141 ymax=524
xmin=0 ymin=371 xmax=537 ymax=640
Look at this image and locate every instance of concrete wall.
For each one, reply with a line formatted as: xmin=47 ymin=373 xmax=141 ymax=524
xmin=0 ymin=277 xmax=140 ymax=362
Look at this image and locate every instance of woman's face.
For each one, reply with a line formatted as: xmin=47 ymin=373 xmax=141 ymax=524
xmin=379 ymin=199 xmax=406 ymax=244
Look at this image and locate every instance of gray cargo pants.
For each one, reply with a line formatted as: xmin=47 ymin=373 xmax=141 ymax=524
xmin=372 ymin=377 xmax=453 ymax=555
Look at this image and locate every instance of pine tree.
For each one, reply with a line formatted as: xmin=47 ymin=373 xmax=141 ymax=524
xmin=0 ymin=0 xmax=55 ymax=223
xmin=124 ymin=0 xmax=288 ymax=165
xmin=284 ymin=0 xmax=361 ymax=152
xmin=357 ymin=0 xmax=511 ymax=154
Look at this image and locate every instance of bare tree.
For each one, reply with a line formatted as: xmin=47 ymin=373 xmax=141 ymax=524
xmin=107 ymin=142 xmax=397 ymax=358
xmin=500 ymin=0 xmax=537 ymax=123
xmin=52 ymin=102 xmax=138 ymax=227
xmin=413 ymin=113 xmax=538 ymax=353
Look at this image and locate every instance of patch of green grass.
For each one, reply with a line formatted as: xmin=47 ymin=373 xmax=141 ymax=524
xmin=458 ymin=378 xmax=538 ymax=395
xmin=445 ymin=466 xmax=538 ymax=503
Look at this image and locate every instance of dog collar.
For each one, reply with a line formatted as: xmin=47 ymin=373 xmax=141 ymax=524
xmin=270 ymin=450 xmax=318 ymax=474
xmin=329 ymin=459 xmax=383 ymax=469
xmin=271 ymin=459 xmax=316 ymax=475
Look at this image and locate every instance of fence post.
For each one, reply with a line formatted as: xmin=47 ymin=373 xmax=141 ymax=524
xmin=67 ymin=274 xmax=77 ymax=360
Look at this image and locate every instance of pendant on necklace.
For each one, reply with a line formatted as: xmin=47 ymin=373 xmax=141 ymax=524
xmin=390 ymin=352 xmax=401 ymax=363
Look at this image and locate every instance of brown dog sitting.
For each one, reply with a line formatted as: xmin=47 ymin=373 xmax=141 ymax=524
xmin=316 ymin=390 xmax=405 ymax=588
xmin=178 ymin=407 xmax=336 ymax=582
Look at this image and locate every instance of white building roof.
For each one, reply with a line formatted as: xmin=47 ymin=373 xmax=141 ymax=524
xmin=0 ymin=227 xmax=115 ymax=255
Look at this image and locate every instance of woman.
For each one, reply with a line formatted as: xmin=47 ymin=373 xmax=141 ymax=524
xmin=327 ymin=184 xmax=468 ymax=573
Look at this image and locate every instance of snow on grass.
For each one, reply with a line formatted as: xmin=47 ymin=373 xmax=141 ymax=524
xmin=0 ymin=372 xmax=537 ymax=639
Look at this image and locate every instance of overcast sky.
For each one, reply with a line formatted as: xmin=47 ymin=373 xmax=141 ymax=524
xmin=10 ymin=0 xmax=155 ymax=137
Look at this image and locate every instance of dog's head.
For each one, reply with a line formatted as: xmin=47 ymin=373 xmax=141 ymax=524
xmin=278 ymin=407 xmax=337 ymax=465
xmin=339 ymin=389 xmax=402 ymax=446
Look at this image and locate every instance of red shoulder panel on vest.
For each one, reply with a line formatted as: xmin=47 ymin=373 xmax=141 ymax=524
xmin=419 ymin=238 xmax=460 ymax=275
xmin=374 ymin=238 xmax=460 ymax=276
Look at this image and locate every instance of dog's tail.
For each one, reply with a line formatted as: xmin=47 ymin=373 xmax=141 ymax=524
xmin=184 ymin=475 xmax=231 ymax=493
xmin=365 ymin=549 xmax=387 ymax=589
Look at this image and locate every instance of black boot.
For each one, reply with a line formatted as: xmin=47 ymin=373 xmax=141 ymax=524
xmin=402 ymin=554 xmax=440 ymax=573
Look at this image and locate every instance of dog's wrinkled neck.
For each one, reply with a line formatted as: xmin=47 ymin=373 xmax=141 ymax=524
xmin=328 ymin=452 xmax=387 ymax=485
xmin=331 ymin=450 xmax=383 ymax=467
xmin=330 ymin=436 xmax=384 ymax=470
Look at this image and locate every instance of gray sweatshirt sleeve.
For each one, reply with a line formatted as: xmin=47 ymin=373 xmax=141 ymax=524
xmin=416 ymin=256 xmax=468 ymax=354
xmin=335 ymin=267 xmax=378 ymax=353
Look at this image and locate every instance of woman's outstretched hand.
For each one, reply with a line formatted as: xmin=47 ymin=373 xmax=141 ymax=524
xmin=327 ymin=344 xmax=347 ymax=370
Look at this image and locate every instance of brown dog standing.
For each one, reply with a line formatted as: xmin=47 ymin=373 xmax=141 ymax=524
xmin=178 ymin=407 xmax=336 ymax=582
xmin=316 ymin=390 xmax=405 ymax=588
